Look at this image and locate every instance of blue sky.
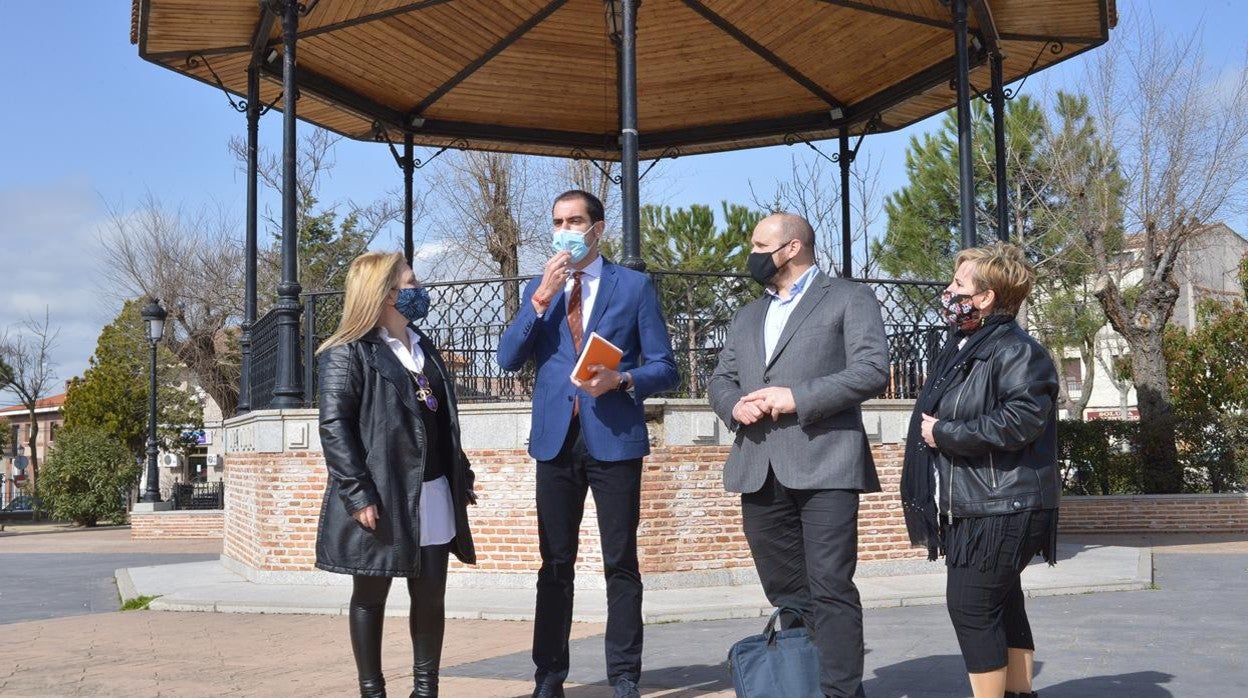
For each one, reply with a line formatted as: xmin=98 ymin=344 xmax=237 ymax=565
xmin=1 ymin=1 xmax=1245 ymax=389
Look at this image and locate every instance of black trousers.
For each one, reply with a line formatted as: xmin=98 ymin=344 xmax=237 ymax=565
xmin=945 ymin=510 xmax=1054 ymax=673
xmin=348 ymin=543 xmax=451 ymax=683
xmin=742 ymin=470 xmax=865 ymax=698
xmin=532 ymin=420 xmax=644 ymax=688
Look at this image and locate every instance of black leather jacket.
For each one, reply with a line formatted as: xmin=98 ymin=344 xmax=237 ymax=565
xmin=315 ymin=327 xmax=476 ymax=577
xmin=928 ymin=321 xmax=1061 ymax=520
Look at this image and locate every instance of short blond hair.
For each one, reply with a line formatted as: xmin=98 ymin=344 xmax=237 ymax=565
xmin=316 ymin=251 xmax=407 ymax=354
xmin=954 ymin=243 xmax=1034 ymax=315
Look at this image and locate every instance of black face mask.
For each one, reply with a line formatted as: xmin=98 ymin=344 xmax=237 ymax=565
xmin=747 ymin=245 xmax=789 ymax=286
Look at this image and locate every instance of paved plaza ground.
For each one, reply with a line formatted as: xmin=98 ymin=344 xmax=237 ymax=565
xmin=1 ymin=524 xmax=1245 ymax=696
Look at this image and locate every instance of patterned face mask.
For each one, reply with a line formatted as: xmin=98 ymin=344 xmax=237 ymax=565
xmin=395 ymin=286 xmax=431 ymax=323
xmin=940 ymin=290 xmax=982 ymax=332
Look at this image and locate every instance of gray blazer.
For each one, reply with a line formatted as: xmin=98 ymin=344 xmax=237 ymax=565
xmin=708 ymin=270 xmax=890 ymax=494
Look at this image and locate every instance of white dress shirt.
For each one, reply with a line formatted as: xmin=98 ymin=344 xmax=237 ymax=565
xmin=377 ymin=326 xmax=455 ymax=547
xmin=762 ymin=265 xmax=819 ymax=364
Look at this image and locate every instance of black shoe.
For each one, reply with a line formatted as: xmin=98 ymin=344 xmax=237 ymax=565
xmin=531 ymin=683 xmax=565 ymax=698
xmin=359 ymin=677 xmax=387 ymax=698
xmin=1005 ymin=692 xmax=1038 ymax=698
xmin=410 ymin=668 xmax=438 ymax=697
xmin=612 ymin=677 xmax=640 ymax=698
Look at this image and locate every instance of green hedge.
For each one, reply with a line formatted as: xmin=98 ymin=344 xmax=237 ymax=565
xmin=1058 ymin=418 xmax=1143 ymax=495
xmin=1058 ymin=415 xmax=1248 ymax=494
xmin=40 ymin=427 xmax=140 ymax=527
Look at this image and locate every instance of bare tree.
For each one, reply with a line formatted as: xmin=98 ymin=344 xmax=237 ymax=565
xmin=750 ymin=152 xmax=882 ymax=277
xmin=0 ymin=310 xmax=60 ymax=497
xmin=98 ymin=194 xmax=245 ymax=415
xmin=229 ymin=129 xmax=413 ymax=294
xmin=428 ymin=151 xmax=551 ymax=317
xmin=1077 ymin=19 xmax=1248 ymax=491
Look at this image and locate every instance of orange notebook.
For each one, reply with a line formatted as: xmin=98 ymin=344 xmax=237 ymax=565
xmin=571 ymin=331 xmax=624 ymax=381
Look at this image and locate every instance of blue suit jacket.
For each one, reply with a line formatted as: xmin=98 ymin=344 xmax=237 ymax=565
xmin=498 ymin=258 xmax=679 ymax=462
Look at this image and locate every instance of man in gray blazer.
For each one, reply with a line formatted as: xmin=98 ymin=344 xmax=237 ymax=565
xmin=709 ymin=212 xmax=888 ymax=698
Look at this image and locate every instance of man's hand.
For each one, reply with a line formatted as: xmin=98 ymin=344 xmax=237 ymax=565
xmin=571 ymin=364 xmax=622 ymax=398
xmin=732 ymin=397 xmax=768 ymax=426
xmin=742 ymin=386 xmax=796 ymax=421
xmin=352 ymin=504 xmax=378 ymax=530
xmin=532 ymin=250 xmax=573 ymax=312
xmin=921 ymin=413 xmax=939 ymax=448
xmin=466 ymin=487 xmax=478 ymax=506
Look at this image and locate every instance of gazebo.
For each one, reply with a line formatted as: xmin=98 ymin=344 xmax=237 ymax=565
xmin=129 ymin=1 xmax=1115 ymax=588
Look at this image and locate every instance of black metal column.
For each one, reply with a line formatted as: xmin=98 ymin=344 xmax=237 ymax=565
xmin=618 ymin=0 xmax=643 ymax=271
xmin=237 ymin=63 xmax=261 ymax=414
xmin=142 ymin=337 xmax=161 ymax=502
xmin=951 ymin=0 xmax=976 ymax=249
xmin=403 ymin=132 xmax=415 ymax=265
xmin=270 ymin=0 xmax=304 ymax=408
xmin=838 ymin=128 xmax=853 ymax=279
xmin=990 ymin=50 xmax=1009 ymax=241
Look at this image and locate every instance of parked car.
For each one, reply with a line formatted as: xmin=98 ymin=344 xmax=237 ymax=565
xmin=4 ymin=495 xmax=42 ymax=512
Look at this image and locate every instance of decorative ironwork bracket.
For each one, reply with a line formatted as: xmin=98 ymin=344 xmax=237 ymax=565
xmin=782 ymin=113 xmax=881 ymax=165
xmin=1002 ymin=40 xmax=1063 ymax=100
xmin=187 ymin=53 xmax=285 ymax=115
xmin=186 ymin=54 xmax=246 ymax=112
xmin=570 ymin=149 xmax=623 ymax=185
xmin=640 ymin=146 xmax=680 ymax=180
xmin=373 ymin=122 xmax=466 ymax=170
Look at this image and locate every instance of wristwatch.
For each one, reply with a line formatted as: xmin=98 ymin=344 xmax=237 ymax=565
xmin=617 ymin=371 xmax=635 ymax=396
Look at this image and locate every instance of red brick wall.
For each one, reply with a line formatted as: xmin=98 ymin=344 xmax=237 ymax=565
xmin=1060 ymin=494 xmax=1248 ymax=533
xmin=131 ymin=510 xmax=225 ymax=539
xmin=223 ymin=451 xmax=325 ymax=571
xmin=222 ymin=443 xmax=925 ymax=575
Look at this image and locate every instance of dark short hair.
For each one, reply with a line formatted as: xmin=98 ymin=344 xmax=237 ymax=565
xmin=553 ymin=189 xmax=604 ymax=224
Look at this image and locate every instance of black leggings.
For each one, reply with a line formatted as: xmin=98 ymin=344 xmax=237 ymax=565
xmin=945 ymin=510 xmax=1055 ymax=673
xmin=349 ymin=544 xmax=451 ymax=683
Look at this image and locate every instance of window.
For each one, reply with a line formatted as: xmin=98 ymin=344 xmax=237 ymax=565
xmin=49 ymin=422 xmax=59 ymax=442
xmin=1062 ymin=358 xmax=1083 ymax=397
xmin=8 ymin=425 xmax=16 ymax=456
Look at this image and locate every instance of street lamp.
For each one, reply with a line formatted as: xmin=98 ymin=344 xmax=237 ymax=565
xmin=140 ymin=298 xmax=167 ymax=503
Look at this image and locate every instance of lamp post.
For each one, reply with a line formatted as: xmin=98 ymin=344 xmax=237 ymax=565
xmin=140 ymin=299 xmax=167 ymax=503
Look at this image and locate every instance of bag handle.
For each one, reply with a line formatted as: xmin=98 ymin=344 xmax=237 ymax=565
xmin=763 ymin=607 xmax=806 ymax=645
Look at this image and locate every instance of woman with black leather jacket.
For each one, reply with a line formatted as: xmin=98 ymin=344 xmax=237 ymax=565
xmin=315 ymin=251 xmax=477 ymax=698
xmin=901 ymin=243 xmax=1060 ymax=698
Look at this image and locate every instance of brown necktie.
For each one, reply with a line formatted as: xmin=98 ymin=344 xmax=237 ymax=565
xmin=567 ymin=271 xmax=584 ymax=415
xmin=567 ymin=271 xmax=585 ymax=353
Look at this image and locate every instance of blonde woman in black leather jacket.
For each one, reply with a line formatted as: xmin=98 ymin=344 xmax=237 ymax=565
xmin=316 ymin=251 xmax=477 ymax=698
xmin=901 ymin=243 xmax=1060 ymax=698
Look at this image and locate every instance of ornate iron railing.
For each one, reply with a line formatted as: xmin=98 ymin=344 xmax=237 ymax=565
xmin=171 ymin=480 xmax=225 ymax=510
xmin=248 ymin=307 xmax=282 ymax=411
xmin=245 ymin=272 xmax=947 ymax=410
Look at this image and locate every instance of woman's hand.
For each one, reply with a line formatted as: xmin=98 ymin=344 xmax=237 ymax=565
xmin=921 ymin=413 xmax=939 ymax=448
xmin=352 ymin=504 xmax=379 ymax=530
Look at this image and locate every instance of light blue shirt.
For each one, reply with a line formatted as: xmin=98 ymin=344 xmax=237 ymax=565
xmin=763 ymin=266 xmax=818 ymax=364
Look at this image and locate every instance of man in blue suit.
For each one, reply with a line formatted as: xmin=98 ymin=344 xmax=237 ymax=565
xmin=498 ymin=190 xmax=679 ymax=698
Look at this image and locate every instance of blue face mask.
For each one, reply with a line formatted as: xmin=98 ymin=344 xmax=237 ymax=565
xmin=395 ymin=287 xmax=431 ymax=323
xmin=552 ymin=225 xmax=596 ymax=263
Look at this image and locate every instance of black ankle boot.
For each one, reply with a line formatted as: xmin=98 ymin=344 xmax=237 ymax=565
xmin=359 ymin=677 xmax=387 ymax=698
xmin=1005 ymin=692 xmax=1038 ymax=698
xmin=410 ymin=667 xmax=438 ymax=697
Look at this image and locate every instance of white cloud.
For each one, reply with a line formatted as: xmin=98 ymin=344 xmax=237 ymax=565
xmin=0 ymin=178 xmax=123 ymax=395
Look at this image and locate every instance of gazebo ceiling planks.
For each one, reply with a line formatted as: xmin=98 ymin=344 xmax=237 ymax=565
xmin=132 ymin=0 xmax=1115 ymax=160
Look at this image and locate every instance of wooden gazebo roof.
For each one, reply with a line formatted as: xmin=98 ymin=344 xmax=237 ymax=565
xmin=131 ymin=0 xmax=1115 ymax=160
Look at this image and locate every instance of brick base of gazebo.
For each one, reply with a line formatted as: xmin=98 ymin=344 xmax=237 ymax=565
xmin=219 ymin=400 xmax=925 ymax=588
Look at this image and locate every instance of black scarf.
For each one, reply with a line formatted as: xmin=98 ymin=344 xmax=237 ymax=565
xmin=900 ymin=314 xmax=1014 ymax=559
